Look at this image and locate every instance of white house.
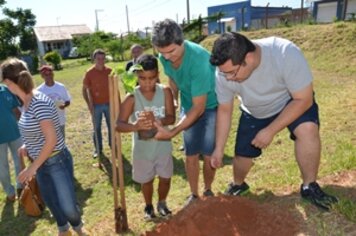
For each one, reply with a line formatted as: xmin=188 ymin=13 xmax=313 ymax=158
xmin=34 ymin=24 xmax=92 ymax=58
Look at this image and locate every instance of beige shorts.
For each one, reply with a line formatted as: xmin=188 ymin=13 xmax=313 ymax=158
xmin=132 ymin=155 xmax=173 ymax=184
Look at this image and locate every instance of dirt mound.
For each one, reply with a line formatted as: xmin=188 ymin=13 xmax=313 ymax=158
xmin=144 ymin=195 xmax=300 ymax=236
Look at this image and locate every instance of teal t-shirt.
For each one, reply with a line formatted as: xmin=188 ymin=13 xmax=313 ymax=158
xmin=159 ymin=40 xmax=217 ymax=112
xmin=0 ymin=85 xmax=21 ymax=143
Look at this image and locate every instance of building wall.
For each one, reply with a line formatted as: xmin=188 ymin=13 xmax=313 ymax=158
xmin=207 ymin=0 xmax=251 ymax=34
xmin=346 ymin=0 xmax=356 ymax=19
xmin=207 ymin=1 xmax=292 ymax=34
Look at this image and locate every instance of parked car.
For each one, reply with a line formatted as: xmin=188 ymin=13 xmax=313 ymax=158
xmin=68 ymin=47 xmax=79 ymax=58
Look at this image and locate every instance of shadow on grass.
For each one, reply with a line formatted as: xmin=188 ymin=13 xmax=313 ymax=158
xmin=96 ymin=153 xmax=138 ymax=189
xmin=0 ymin=200 xmax=54 ymax=236
xmin=74 ymin=177 xmax=93 ymax=214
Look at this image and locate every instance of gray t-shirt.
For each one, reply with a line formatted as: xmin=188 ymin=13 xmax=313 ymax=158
xmin=216 ymin=37 xmax=313 ymax=119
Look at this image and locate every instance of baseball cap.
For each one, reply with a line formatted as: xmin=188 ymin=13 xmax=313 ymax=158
xmin=39 ymin=65 xmax=53 ymax=73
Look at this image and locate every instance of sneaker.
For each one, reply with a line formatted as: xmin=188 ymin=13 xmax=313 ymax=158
xmin=300 ymin=182 xmax=338 ymax=211
xmin=93 ymin=151 xmax=102 ymax=159
xmin=203 ymin=189 xmax=215 ymax=197
xmin=144 ymin=204 xmax=156 ymax=220
xmin=184 ymin=194 xmax=198 ymax=207
xmin=157 ymin=201 xmax=172 ymax=217
xmin=224 ymin=182 xmax=250 ymax=196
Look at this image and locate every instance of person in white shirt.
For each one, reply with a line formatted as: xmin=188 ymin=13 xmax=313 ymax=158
xmin=37 ymin=65 xmax=71 ymax=138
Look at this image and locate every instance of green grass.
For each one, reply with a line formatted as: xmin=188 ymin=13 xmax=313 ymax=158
xmin=1 ymin=22 xmax=356 ymax=235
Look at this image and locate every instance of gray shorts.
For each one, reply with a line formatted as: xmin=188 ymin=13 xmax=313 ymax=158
xmin=132 ymin=155 xmax=173 ymax=184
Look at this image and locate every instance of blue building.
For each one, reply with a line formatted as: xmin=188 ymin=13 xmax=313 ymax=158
xmin=312 ymin=0 xmax=355 ymax=22
xmin=207 ymin=0 xmax=292 ymax=34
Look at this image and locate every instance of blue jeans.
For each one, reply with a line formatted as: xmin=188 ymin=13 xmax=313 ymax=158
xmin=183 ymin=108 xmax=217 ymax=156
xmin=36 ymin=148 xmax=82 ymax=232
xmin=93 ymin=103 xmax=111 ymax=153
xmin=0 ymin=137 xmax=22 ymax=196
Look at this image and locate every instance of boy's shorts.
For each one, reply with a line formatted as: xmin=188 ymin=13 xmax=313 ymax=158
xmin=132 ymin=155 xmax=173 ymax=184
xmin=235 ymin=101 xmax=319 ymax=158
xmin=183 ymin=108 xmax=217 ymax=156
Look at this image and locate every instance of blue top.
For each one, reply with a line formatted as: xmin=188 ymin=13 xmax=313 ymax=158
xmin=0 ymin=85 xmax=21 ymax=144
xmin=159 ymin=40 xmax=217 ymax=112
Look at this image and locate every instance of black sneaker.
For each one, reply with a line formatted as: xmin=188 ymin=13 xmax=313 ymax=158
xmin=224 ymin=182 xmax=250 ymax=196
xmin=184 ymin=194 xmax=198 ymax=207
xmin=157 ymin=201 xmax=172 ymax=217
xmin=144 ymin=204 xmax=156 ymax=220
xmin=300 ymin=182 xmax=338 ymax=211
xmin=203 ymin=189 xmax=215 ymax=197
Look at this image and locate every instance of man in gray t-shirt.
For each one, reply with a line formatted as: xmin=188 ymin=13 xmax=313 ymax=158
xmin=209 ymin=32 xmax=337 ymax=211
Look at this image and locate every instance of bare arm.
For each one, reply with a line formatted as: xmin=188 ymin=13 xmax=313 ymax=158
xmin=116 ymin=94 xmax=151 ymax=133
xmin=168 ymin=78 xmax=179 ymax=109
xmin=17 ymin=120 xmax=57 ymax=183
xmin=252 ymin=84 xmax=314 ymax=149
xmin=211 ymin=100 xmax=234 ymax=168
xmin=159 ymin=87 xmax=175 ymax=126
xmin=82 ymin=86 xmax=93 ymax=114
xmin=154 ymin=94 xmax=206 ymax=140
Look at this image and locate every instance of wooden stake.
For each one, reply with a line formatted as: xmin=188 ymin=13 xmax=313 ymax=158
xmin=108 ymin=75 xmax=128 ymax=232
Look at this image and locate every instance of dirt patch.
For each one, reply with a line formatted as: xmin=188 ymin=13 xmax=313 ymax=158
xmin=143 ymin=195 xmax=300 ymax=236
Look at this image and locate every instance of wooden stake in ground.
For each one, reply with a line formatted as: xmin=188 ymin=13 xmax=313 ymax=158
xmin=86 ymin=88 xmax=101 ymax=169
xmin=108 ymin=75 xmax=128 ymax=233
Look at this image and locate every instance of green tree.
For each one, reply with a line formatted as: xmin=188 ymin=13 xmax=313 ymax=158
xmin=0 ymin=1 xmax=36 ymax=59
xmin=73 ymin=31 xmax=117 ymax=59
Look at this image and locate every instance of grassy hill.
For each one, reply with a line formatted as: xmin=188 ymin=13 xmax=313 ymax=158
xmin=0 ymin=22 xmax=355 ymax=235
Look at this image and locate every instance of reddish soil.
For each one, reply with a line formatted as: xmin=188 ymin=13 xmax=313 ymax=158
xmin=143 ymin=195 xmax=300 ymax=236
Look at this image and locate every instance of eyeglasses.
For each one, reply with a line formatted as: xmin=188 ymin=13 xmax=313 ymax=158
xmin=218 ymin=64 xmax=242 ymax=80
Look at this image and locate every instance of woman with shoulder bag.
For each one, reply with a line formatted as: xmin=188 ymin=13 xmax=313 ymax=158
xmin=0 ymin=58 xmax=89 ymax=236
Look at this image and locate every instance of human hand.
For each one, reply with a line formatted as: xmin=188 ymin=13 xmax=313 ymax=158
xmin=210 ymin=149 xmax=224 ymax=169
xmin=17 ymin=166 xmax=37 ymax=184
xmin=251 ymin=128 xmax=275 ymax=149
xmin=135 ymin=114 xmax=153 ymax=131
xmin=153 ymin=121 xmax=173 ymax=140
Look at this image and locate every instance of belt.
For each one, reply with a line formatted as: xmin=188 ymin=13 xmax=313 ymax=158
xmin=49 ymin=150 xmax=61 ymax=158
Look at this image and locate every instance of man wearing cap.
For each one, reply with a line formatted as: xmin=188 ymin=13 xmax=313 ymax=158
xmin=37 ymin=65 xmax=71 ymax=138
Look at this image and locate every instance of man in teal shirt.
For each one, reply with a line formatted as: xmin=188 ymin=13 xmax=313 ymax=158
xmin=152 ymin=19 xmax=218 ymax=206
xmin=0 ymin=84 xmax=23 ymax=201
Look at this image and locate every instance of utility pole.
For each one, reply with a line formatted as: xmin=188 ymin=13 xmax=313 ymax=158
xmin=300 ymin=0 xmax=304 ymax=23
xmin=126 ymin=5 xmax=130 ymax=33
xmin=186 ymin=0 xmax=190 ymax=24
xmin=95 ymin=9 xmax=104 ymax=31
xmin=265 ymin=2 xmax=270 ymax=29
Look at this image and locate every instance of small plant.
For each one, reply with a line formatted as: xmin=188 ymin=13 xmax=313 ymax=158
xmin=110 ymin=64 xmax=143 ymax=93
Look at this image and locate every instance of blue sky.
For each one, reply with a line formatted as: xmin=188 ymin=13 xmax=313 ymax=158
xmin=2 ymin=0 xmax=306 ymax=34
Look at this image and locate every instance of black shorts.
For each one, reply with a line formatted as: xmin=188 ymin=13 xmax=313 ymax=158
xmin=235 ymin=101 xmax=319 ymax=158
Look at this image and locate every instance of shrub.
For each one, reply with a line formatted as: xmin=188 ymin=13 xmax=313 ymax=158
xmin=43 ymin=51 xmax=62 ymax=70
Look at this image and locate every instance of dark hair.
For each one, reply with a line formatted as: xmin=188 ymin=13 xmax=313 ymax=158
xmin=136 ymin=54 xmax=158 ymax=71
xmin=210 ymin=32 xmax=256 ymax=66
xmin=92 ymin=49 xmax=106 ymax=59
xmin=0 ymin=57 xmax=29 ymax=83
xmin=151 ymin=19 xmax=184 ymax=47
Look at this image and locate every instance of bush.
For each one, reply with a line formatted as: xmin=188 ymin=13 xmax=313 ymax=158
xmin=43 ymin=51 xmax=62 ymax=70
